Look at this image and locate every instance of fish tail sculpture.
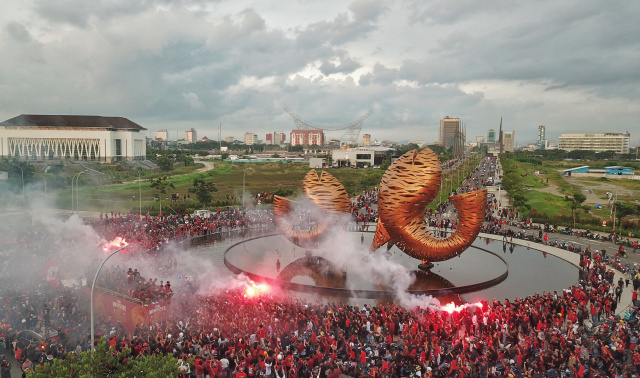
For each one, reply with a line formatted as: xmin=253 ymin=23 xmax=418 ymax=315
xmin=371 ymin=148 xmax=487 ymax=268
xmin=274 ymin=170 xmax=350 ymax=248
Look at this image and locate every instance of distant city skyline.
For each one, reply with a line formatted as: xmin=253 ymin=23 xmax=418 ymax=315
xmin=0 ymin=1 xmax=638 ymax=146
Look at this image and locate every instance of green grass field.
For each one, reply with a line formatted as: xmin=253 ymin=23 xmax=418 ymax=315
xmin=37 ymin=156 xmax=481 ymax=214
xmin=523 ymin=190 xmax=571 ymax=217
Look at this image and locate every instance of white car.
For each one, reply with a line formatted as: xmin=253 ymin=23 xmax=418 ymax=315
xmin=193 ymin=210 xmax=213 ymax=218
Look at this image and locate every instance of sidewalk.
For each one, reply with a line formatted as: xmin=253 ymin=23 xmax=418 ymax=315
xmin=480 ymin=232 xmax=634 ymax=316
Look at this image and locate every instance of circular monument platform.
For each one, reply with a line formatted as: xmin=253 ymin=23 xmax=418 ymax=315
xmin=224 ymin=232 xmax=580 ymax=303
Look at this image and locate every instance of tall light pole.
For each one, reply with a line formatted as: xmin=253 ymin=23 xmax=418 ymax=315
xmin=91 ymin=243 xmax=129 ymax=352
xmin=137 ymin=169 xmax=142 ymax=215
xmin=72 ymin=171 xmax=83 ymax=212
xmin=36 ymin=173 xmax=48 ymax=208
xmin=242 ymin=169 xmax=246 ymax=208
xmin=11 ymin=164 xmax=24 ymax=207
xmin=75 ymin=171 xmax=86 ymax=213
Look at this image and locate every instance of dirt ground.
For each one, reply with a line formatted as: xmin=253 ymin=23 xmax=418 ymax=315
xmin=532 ymin=172 xmax=639 ymax=211
xmin=566 ymin=176 xmax=638 ymax=205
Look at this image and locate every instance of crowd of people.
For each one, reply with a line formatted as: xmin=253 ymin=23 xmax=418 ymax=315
xmin=3 ymin=252 xmax=638 ymax=377
xmin=3 ymin=156 xmax=640 ymax=377
xmin=92 ymin=208 xmax=275 ymax=254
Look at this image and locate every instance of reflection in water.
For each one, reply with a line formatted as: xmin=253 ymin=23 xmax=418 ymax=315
xmin=277 ymin=256 xmax=347 ymax=289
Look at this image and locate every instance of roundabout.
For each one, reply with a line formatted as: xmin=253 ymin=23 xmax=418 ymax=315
xmin=223 ymin=231 xmax=580 ymax=303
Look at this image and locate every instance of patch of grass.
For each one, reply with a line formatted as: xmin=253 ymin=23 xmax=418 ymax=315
xmin=523 ymin=190 xmax=571 ymax=217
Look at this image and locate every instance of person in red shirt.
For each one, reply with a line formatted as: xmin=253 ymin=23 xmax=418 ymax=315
xmin=235 ymin=366 xmax=247 ymax=378
xmin=194 ymin=358 xmax=205 ymax=378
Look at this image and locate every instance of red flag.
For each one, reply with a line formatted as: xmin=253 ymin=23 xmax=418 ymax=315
xmin=45 ymin=257 xmax=61 ymax=288
xmin=578 ymin=363 xmax=584 ymax=377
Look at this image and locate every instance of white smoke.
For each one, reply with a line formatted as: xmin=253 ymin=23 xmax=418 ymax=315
xmin=272 ymin=196 xmax=443 ymax=310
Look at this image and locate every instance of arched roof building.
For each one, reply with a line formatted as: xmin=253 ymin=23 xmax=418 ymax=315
xmin=0 ymin=114 xmax=147 ymax=163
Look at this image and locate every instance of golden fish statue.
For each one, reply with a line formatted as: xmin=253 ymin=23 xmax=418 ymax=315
xmin=273 ymin=170 xmax=350 ymax=248
xmin=371 ymin=148 xmax=487 ymax=269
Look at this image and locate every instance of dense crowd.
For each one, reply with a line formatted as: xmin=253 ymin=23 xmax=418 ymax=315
xmin=3 ymin=249 xmax=639 ymax=377
xmin=3 ymin=156 xmax=640 ymax=377
xmin=92 ymin=208 xmax=275 ymax=254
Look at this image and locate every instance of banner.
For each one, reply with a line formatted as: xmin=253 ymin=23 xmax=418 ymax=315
xmin=45 ymin=257 xmax=61 ymax=288
xmin=81 ymin=288 xmax=170 ymax=333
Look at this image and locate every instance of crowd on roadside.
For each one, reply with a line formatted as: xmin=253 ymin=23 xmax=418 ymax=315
xmin=92 ymin=208 xmax=275 ymax=254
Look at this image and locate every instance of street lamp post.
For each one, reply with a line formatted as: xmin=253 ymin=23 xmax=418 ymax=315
xmin=71 ymin=172 xmax=83 ymax=212
xmin=11 ymin=164 xmax=25 ymax=207
xmin=242 ymin=169 xmax=246 ymax=208
xmin=36 ymin=173 xmax=48 ymax=207
xmin=75 ymin=171 xmax=86 ymax=213
xmin=137 ymin=169 xmax=142 ymax=215
xmin=90 ymin=243 xmax=129 ymax=352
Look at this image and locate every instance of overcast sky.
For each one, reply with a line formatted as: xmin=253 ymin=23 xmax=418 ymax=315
xmin=1 ymin=0 xmax=638 ymax=145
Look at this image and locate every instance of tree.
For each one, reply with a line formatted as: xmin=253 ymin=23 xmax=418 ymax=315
xmin=27 ymin=338 xmax=183 ymax=377
xmin=189 ymin=178 xmax=217 ymax=206
xmin=157 ymin=155 xmax=173 ymax=171
xmin=565 ymin=191 xmax=587 ymax=228
xmin=149 ymin=176 xmax=175 ymax=197
xmin=615 ymin=202 xmax=639 ymax=232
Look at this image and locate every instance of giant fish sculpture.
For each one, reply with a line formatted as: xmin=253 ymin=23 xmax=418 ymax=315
xmin=273 ymin=170 xmax=350 ymax=248
xmin=371 ymin=148 xmax=487 ymax=269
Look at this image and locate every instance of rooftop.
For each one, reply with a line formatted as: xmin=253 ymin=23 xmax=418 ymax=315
xmin=0 ymin=114 xmax=146 ymax=131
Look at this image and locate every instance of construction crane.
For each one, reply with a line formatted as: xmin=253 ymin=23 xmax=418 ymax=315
xmin=283 ymin=105 xmax=372 ymax=145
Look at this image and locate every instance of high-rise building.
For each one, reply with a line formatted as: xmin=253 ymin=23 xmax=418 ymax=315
xmin=290 ymin=130 xmax=324 ymax=146
xmin=440 ymin=116 xmax=464 ymax=154
xmin=476 ymin=135 xmax=485 ymax=145
xmin=503 ymin=131 xmax=515 ymax=152
xmin=244 ymin=132 xmax=258 ymax=145
xmin=558 ymin=132 xmax=631 ymax=154
xmin=487 ymin=129 xmax=495 ymax=143
xmin=185 ymin=128 xmax=197 ymax=143
xmin=537 ymin=125 xmax=547 ymax=150
xmin=265 ymin=133 xmax=273 ymax=145
xmin=155 ymin=129 xmax=168 ymax=141
xmin=224 ymin=136 xmax=235 ymax=143
xmin=273 ymin=132 xmax=286 ymax=145
xmin=362 ymin=134 xmax=371 ymax=146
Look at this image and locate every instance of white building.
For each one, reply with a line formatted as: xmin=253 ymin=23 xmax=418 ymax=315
xmin=0 ymin=114 xmax=146 ymax=162
xmin=244 ymin=132 xmax=258 ymax=145
xmin=331 ymin=146 xmax=392 ymax=167
xmin=558 ymin=132 xmax=631 ymax=154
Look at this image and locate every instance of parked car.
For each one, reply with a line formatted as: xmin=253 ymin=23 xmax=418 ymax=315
xmin=193 ymin=209 xmax=213 ymax=218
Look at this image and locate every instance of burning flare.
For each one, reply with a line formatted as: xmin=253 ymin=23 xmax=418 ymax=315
xmin=102 ymin=237 xmax=128 ymax=252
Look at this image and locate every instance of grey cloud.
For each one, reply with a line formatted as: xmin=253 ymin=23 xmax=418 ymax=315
xmin=358 ymin=63 xmax=399 ymax=86
xmin=32 ymin=0 xmax=217 ymax=28
xmin=5 ymin=22 xmax=32 ymax=43
xmin=295 ymin=0 xmax=384 ymax=48
xmin=349 ymin=0 xmax=387 ymax=22
xmin=407 ymin=0 xmax=512 ymax=25
xmin=319 ymin=53 xmax=361 ymax=75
